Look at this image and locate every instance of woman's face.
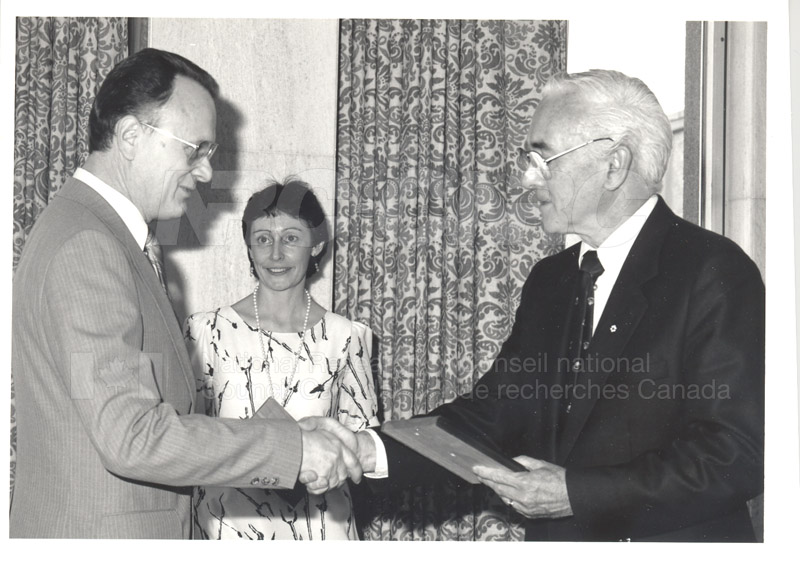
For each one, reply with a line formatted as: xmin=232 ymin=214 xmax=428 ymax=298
xmin=249 ymin=212 xmax=323 ymax=293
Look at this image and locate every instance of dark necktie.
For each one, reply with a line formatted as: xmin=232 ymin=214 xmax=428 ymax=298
xmin=562 ymin=250 xmax=604 ymax=419
xmin=144 ymin=230 xmax=167 ymax=293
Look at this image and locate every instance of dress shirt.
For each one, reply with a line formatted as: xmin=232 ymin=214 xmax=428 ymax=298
xmin=369 ymin=194 xmax=659 ymax=478
xmin=362 ymin=429 xmax=389 ymax=477
xmin=72 ymin=168 xmax=149 ymax=251
xmin=579 ymin=194 xmax=658 ymax=334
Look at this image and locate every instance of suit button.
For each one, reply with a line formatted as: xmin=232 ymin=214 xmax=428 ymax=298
xmin=251 ymin=477 xmax=261 ymax=486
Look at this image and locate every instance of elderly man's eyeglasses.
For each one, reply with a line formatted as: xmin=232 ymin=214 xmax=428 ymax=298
xmin=518 ymin=137 xmax=613 ymax=180
xmin=141 ymin=122 xmax=218 ymax=165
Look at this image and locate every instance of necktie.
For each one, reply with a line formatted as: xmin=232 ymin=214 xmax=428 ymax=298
xmin=144 ymin=230 xmax=168 ymax=293
xmin=562 ymin=250 xmax=604 ymax=419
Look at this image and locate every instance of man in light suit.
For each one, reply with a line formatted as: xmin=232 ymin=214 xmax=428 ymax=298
xmin=347 ymin=69 xmax=764 ymax=541
xmin=11 ymin=48 xmax=360 ymax=538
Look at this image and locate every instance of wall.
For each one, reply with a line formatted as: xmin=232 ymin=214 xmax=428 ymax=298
xmin=567 ymin=19 xmax=685 ymax=116
xmin=724 ymin=21 xmax=767 ymax=279
xmin=684 ymin=21 xmax=767 ymax=279
xmin=661 ymin=114 xmax=685 ymax=219
xmin=147 ymin=19 xmax=340 ymax=323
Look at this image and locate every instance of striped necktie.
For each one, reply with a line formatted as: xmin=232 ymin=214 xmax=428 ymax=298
xmin=562 ymin=250 xmax=605 ymax=420
xmin=144 ymin=230 xmax=167 ymax=293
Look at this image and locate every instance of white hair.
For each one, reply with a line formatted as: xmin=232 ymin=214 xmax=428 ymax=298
xmin=541 ymin=69 xmax=673 ymax=189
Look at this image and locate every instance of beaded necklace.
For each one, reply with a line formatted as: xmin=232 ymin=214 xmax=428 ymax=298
xmin=252 ymin=281 xmax=311 ymax=402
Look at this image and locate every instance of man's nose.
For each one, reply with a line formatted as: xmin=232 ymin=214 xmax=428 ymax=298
xmin=191 ymin=156 xmax=213 ymax=183
xmin=521 ymin=165 xmax=546 ymax=190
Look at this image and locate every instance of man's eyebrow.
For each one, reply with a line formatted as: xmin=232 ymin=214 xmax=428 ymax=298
xmin=524 ymin=140 xmax=551 ymax=153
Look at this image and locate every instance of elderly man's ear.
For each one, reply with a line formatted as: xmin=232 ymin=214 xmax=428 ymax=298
xmin=603 ymin=143 xmax=632 ymax=190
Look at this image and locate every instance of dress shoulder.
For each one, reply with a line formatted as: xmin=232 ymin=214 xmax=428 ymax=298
xmin=349 ymin=320 xmax=373 ymax=359
xmin=184 ymin=309 xmax=214 ymax=334
xmin=183 ymin=306 xmax=238 ymax=342
xmin=319 ymin=313 xmax=373 ymax=353
xmin=316 ymin=311 xmax=352 ymax=332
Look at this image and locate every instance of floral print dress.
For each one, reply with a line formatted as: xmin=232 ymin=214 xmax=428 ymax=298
xmin=184 ymin=306 xmax=379 ymax=540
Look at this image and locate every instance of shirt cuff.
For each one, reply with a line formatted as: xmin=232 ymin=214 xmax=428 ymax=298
xmin=362 ymin=428 xmax=389 ymax=478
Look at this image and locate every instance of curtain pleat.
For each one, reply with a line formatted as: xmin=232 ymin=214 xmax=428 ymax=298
xmin=336 ymin=19 xmax=567 ymax=540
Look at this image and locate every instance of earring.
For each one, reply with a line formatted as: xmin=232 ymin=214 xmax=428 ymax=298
xmin=250 ymin=265 xmax=255 ymax=277
xmin=315 ymin=261 xmax=320 ymax=274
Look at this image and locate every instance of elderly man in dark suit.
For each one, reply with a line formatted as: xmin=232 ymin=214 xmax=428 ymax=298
xmin=11 ymin=48 xmax=360 ymax=539
xmin=344 ymin=69 xmax=764 ymax=542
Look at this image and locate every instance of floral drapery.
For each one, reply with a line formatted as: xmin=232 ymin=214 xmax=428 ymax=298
xmin=12 ymin=16 xmax=128 ymax=501
xmin=335 ymin=19 xmax=567 ymax=540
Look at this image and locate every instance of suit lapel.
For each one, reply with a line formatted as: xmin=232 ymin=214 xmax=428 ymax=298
xmin=556 ymin=198 xmax=675 ymax=463
xmin=539 ymin=245 xmax=582 ymax=458
xmin=56 ymin=179 xmax=195 ymax=409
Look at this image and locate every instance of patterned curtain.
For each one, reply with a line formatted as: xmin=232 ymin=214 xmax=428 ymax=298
xmin=12 ymin=17 xmax=128 ymax=501
xmin=335 ymin=19 xmax=567 ymax=540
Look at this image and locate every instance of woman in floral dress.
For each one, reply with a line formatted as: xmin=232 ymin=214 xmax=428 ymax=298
xmin=184 ymin=179 xmax=378 ymax=540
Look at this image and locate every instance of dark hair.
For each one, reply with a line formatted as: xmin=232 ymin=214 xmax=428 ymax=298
xmin=242 ymin=178 xmax=329 ymax=279
xmin=89 ymin=48 xmax=219 ymax=153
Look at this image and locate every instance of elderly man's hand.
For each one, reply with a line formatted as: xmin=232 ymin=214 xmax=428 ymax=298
xmin=297 ymin=416 xmax=378 ymax=473
xmin=297 ymin=417 xmax=362 ymax=495
xmin=473 ymin=456 xmax=573 ymax=520
xmin=298 ymin=416 xmax=359 ymax=454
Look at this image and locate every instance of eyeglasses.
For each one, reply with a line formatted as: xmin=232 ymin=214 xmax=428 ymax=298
xmin=141 ymin=122 xmax=218 ymax=165
xmin=518 ymin=137 xmax=613 ymax=180
xmin=252 ymin=232 xmax=311 ymax=248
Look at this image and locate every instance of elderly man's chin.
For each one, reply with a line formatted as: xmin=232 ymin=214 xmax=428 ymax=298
xmin=539 ymin=207 xmax=566 ymax=235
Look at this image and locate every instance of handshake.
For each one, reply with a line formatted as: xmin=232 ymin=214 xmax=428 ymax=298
xmin=296 ymin=416 xmax=377 ymax=495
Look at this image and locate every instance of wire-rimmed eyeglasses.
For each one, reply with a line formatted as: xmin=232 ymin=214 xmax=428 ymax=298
xmin=141 ymin=122 xmax=218 ymax=165
xmin=518 ymin=137 xmax=614 ymax=180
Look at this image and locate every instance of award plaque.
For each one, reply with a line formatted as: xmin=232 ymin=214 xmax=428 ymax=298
xmin=381 ymin=416 xmax=527 ymax=484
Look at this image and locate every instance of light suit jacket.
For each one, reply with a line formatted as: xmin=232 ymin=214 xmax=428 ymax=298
xmin=11 ymin=178 xmax=302 ymax=538
xmin=379 ymin=197 xmax=764 ymax=541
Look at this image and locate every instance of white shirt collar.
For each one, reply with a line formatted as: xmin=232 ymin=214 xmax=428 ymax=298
xmin=578 ymin=195 xmax=659 ymax=334
xmin=73 ymin=167 xmax=149 ymax=250
xmin=579 ymin=194 xmax=659 ymax=271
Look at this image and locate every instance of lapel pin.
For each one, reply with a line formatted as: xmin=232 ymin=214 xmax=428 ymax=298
xmin=609 ymin=324 xmax=617 ymax=333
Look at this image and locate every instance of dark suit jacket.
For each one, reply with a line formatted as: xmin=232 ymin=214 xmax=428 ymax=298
xmin=11 ymin=178 xmax=303 ymax=538
xmin=380 ymin=197 xmax=764 ymax=542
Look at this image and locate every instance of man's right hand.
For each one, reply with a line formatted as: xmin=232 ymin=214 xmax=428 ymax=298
xmin=297 ymin=419 xmax=362 ymax=495
xmin=355 ymin=430 xmax=377 ymax=473
xmin=299 ymin=417 xmax=378 ymax=475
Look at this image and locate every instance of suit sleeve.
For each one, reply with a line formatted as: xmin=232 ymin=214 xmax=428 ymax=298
xmin=565 ymin=247 xmax=765 ymax=537
xmin=42 ymin=230 xmax=302 ymax=489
